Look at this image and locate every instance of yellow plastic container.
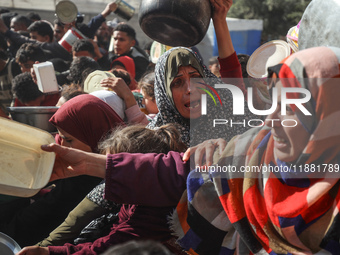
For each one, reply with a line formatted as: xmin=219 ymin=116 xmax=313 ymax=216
xmin=0 ymin=117 xmax=55 ymax=197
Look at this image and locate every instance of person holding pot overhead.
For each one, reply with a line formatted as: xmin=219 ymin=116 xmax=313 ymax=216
xmin=100 ymin=0 xmax=254 ymax=148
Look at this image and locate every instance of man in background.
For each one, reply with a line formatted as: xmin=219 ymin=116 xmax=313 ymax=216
xmin=109 ymin=23 xmax=149 ymax=81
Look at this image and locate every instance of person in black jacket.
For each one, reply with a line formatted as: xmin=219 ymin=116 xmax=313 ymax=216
xmin=109 ymin=23 xmax=150 ymax=81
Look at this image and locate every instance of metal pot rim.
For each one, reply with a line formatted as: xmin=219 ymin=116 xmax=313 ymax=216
xmin=7 ymin=106 xmax=59 ymax=114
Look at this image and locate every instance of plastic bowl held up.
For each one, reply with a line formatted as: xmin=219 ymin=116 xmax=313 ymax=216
xmin=7 ymin=106 xmax=59 ymax=133
xmin=247 ymin=40 xmax=292 ymax=80
xmin=0 ymin=117 xmax=56 ymax=197
xmin=138 ymin=0 xmax=212 ymax=47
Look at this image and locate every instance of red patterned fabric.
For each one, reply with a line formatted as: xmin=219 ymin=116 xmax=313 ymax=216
xmin=172 ymin=47 xmax=340 ymax=254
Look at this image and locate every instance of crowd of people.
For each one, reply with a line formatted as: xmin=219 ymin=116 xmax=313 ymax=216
xmin=0 ymin=0 xmax=339 ymax=254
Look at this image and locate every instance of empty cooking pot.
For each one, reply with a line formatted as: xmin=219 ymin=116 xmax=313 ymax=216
xmin=138 ymin=0 xmax=212 ymax=47
xmin=7 ymin=106 xmax=59 ymax=133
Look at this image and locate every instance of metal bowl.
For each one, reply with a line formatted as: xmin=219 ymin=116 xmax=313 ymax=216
xmin=0 ymin=232 xmax=21 ymax=255
xmin=7 ymin=106 xmax=59 ymax=133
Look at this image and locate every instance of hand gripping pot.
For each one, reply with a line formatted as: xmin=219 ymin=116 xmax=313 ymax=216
xmin=139 ymin=0 xmax=212 ymax=47
xmin=113 ymin=0 xmax=135 ymax=21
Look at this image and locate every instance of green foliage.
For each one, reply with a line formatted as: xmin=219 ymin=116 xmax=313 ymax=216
xmin=228 ymin=0 xmax=312 ymax=41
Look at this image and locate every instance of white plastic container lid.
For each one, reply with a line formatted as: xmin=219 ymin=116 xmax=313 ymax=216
xmin=247 ymin=40 xmax=291 ymax=79
xmin=33 ymin=61 xmax=59 ymax=94
xmin=55 ymin=0 xmax=78 ymax=24
xmin=83 ymin=70 xmax=115 ymax=93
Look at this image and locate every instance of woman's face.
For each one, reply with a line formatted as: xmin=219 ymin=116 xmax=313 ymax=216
xmin=57 ymin=127 xmax=92 ymax=152
xmin=266 ymin=82 xmax=311 ymax=163
xmin=171 ymin=65 xmax=204 ymax=119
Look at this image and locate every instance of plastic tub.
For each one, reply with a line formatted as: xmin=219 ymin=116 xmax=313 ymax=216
xmin=0 ymin=117 xmax=56 ymax=197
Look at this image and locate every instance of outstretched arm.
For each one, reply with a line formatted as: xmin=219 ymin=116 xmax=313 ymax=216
xmin=41 ymin=144 xmax=106 ymax=181
xmin=211 ymin=0 xmax=246 ymax=92
xmin=41 ymin=144 xmax=189 ymax=206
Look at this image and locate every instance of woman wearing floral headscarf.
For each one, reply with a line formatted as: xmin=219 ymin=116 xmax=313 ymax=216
xmin=147 ymin=45 xmax=254 ymax=147
xmin=147 ymin=0 xmax=252 ymax=147
xmin=172 ymin=46 xmax=340 ymax=254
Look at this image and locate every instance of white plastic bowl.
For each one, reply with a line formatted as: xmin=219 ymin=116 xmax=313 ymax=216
xmin=247 ymin=40 xmax=292 ymax=79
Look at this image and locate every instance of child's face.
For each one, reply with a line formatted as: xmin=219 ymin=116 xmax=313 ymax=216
xmin=19 ymin=60 xmax=34 ymax=73
xmin=141 ymin=90 xmax=158 ymax=114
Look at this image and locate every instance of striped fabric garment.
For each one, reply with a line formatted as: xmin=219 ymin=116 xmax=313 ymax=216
xmin=170 ymin=46 xmax=340 ymax=255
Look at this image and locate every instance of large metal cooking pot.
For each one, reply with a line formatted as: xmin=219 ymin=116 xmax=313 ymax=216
xmin=138 ymin=0 xmax=212 ymax=47
xmin=7 ymin=106 xmax=59 ymax=133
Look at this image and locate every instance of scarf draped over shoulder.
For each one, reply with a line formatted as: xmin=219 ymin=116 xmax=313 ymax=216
xmin=172 ymin=46 xmax=340 ymax=254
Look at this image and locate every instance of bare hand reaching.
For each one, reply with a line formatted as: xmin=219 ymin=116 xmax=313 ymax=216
xmin=41 ymin=143 xmax=106 ymax=182
xmin=210 ymin=0 xmax=234 ymax=59
xmin=101 ymin=1 xmax=118 ymax=18
xmin=16 ymin=246 xmax=48 ymax=255
xmin=183 ymin=138 xmax=227 ymax=167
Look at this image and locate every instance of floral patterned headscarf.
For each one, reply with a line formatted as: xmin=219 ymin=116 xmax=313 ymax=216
xmin=147 ymin=47 xmax=255 ymax=147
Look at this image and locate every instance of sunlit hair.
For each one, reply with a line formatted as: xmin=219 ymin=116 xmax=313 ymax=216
xmin=99 ymin=123 xmax=187 ymax=154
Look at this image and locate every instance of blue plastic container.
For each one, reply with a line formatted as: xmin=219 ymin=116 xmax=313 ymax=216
xmin=213 ymin=18 xmax=263 ymax=56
